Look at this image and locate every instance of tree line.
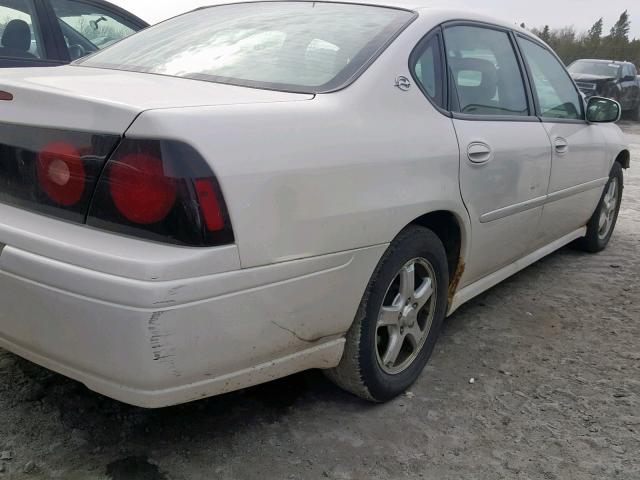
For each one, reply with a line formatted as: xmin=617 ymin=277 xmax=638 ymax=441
xmin=525 ymin=11 xmax=640 ymax=68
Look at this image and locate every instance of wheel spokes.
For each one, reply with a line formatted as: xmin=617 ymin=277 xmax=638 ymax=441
xmin=381 ymin=331 xmax=404 ymax=367
xmin=404 ymin=323 xmax=424 ymax=348
xmin=378 ymin=302 xmax=402 ymax=328
xmin=414 ymin=277 xmax=434 ymax=311
xmin=599 ymin=215 xmax=608 ymax=233
xmin=399 ymin=263 xmax=415 ymax=303
xmin=608 ymin=181 xmax=617 ymax=204
xmin=599 ymin=178 xmax=619 ymax=239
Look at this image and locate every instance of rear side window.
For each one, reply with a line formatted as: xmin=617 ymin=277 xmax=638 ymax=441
xmin=444 ymin=25 xmax=529 ymax=116
xmin=76 ymin=2 xmax=415 ymax=93
xmin=518 ymin=37 xmax=583 ymax=120
xmin=50 ymin=0 xmax=137 ymax=60
xmin=0 ymin=0 xmax=44 ymax=59
xmin=411 ymin=33 xmax=445 ymax=108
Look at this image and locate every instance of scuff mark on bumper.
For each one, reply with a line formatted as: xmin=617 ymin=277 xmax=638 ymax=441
xmin=149 ymin=311 xmax=181 ymax=377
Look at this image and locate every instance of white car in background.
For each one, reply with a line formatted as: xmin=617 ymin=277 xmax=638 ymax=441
xmin=0 ymin=0 xmax=629 ymax=408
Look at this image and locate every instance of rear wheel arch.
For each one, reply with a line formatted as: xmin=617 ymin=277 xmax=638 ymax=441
xmin=408 ymin=210 xmax=468 ymax=304
xmin=615 ymin=150 xmax=630 ymax=169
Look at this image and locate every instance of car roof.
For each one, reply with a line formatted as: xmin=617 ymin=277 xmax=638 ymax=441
xmin=574 ymin=59 xmax=633 ymax=65
xmin=193 ymin=1 xmax=534 ymax=36
xmin=194 ymin=0 xmax=426 ymax=10
xmin=574 ymin=58 xmax=635 ymax=68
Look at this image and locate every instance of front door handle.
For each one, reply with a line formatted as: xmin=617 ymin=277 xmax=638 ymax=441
xmin=467 ymin=142 xmax=492 ymax=164
xmin=554 ymin=137 xmax=569 ymax=154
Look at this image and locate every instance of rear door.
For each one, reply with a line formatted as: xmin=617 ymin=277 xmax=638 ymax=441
xmin=516 ymin=36 xmax=609 ymax=248
xmin=0 ymin=0 xmax=64 ymax=67
xmin=443 ymin=23 xmax=552 ymax=285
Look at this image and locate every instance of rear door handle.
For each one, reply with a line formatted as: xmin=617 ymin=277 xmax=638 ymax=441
xmin=554 ymin=138 xmax=569 ymax=154
xmin=467 ymin=142 xmax=492 ymax=164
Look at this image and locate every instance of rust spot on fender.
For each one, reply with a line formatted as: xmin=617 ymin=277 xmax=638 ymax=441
xmin=448 ymin=260 xmax=465 ymax=305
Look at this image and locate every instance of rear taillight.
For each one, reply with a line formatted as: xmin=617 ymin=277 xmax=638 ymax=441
xmin=109 ymin=152 xmax=177 ymax=225
xmin=194 ymin=178 xmax=225 ymax=232
xmin=37 ymin=141 xmax=86 ymax=207
xmin=87 ymin=139 xmax=233 ymax=247
xmin=0 ymin=122 xmax=119 ymax=223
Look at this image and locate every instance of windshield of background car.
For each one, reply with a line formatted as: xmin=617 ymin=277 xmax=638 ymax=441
xmin=568 ymin=61 xmax=621 ymax=78
xmin=75 ymin=2 xmax=415 ymax=93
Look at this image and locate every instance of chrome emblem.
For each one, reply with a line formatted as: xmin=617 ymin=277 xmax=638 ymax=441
xmin=395 ymin=76 xmax=411 ymax=91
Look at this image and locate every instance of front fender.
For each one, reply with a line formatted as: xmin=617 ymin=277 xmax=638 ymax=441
xmin=599 ymin=124 xmax=630 ymax=169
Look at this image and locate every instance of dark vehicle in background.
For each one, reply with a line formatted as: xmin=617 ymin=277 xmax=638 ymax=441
xmin=568 ymin=59 xmax=640 ymax=120
xmin=0 ymin=0 xmax=147 ymax=68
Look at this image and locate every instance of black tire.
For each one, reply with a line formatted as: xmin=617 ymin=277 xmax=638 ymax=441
xmin=325 ymin=225 xmax=449 ymax=402
xmin=575 ymin=162 xmax=624 ymax=253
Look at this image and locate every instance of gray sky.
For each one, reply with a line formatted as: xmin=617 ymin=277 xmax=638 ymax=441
xmin=111 ymin=0 xmax=640 ymax=39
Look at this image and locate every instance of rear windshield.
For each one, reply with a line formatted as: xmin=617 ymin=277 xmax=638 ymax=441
xmin=75 ymin=2 xmax=415 ymax=93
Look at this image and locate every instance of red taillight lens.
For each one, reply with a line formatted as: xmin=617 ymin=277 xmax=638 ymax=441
xmin=87 ymin=139 xmax=233 ymax=247
xmin=0 ymin=123 xmax=118 ymax=223
xmin=109 ymin=153 xmax=177 ymax=225
xmin=194 ymin=178 xmax=225 ymax=232
xmin=37 ymin=141 xmax=86 ymax=206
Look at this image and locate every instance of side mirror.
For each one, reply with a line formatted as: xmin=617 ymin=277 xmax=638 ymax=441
xmin=586 ymin=97 xmax=621 ymax=123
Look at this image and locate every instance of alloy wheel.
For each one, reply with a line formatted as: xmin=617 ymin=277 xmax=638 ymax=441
xmin=598 ymin=178 xmax=619 ymax=240
xmin=375 ymin=258 xmax=437 ymax=375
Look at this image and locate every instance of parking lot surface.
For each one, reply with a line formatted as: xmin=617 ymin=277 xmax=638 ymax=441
xmin=0 ymin=124 xmax=638 ymax=480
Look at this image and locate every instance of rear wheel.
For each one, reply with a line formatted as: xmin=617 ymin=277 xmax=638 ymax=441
xmin=576 ymin=162 xmax=623 ymax=253
xmin=325 ymin=226 xmax=449 ymax=402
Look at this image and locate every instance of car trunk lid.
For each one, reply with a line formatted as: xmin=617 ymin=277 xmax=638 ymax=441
xmin=0 ymin=65 xmax=312 ymax=225
xmin=0 ymin=65 xmax=313 ymax=133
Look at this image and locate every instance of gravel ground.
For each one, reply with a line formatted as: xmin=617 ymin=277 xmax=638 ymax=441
xmin=0 ymin=124 xmax=639 ymax=480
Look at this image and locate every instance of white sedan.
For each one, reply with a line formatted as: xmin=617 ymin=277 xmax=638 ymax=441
xmin=0 ymin=0 xmax=629 ymax=407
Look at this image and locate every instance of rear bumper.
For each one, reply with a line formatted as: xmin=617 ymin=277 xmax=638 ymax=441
xmin=0 ymin=237 xmax=384 ymax=407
